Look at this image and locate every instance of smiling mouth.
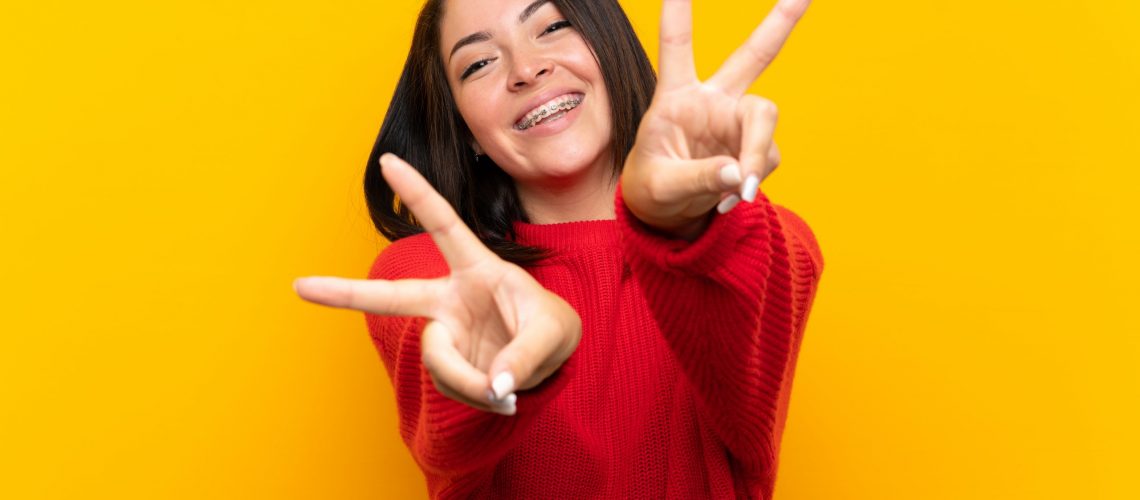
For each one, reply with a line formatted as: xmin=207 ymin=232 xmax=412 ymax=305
xmin=515 ymin=93 xmax=585 ymax=131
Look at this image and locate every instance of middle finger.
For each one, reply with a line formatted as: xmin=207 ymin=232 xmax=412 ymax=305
xmin=293 ymin=276 xmax=439 ymax=317
xmin=706 ymin=0 xmax=811 ymax=97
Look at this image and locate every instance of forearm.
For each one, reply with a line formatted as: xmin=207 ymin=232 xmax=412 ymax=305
xmin=615 ymin=182 xmax=822 ymax=470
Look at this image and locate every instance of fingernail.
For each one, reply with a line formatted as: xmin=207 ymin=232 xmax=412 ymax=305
xmin=741 ymin=174 xmax=759 ymax=203
xmin=292 ymin=278 xmax=301 ymax=293
xmin=717 ymin=194 xmax=741 ymax=214
xmin=493 ymin=393 xmax=517 ymax=416
xmin=492 ymin=372 xmax=515 ymax=401
xmin=487 ymin=389 xmax=516 ymax=405
xmin=719 ymin=163 xmax=742 ymax=187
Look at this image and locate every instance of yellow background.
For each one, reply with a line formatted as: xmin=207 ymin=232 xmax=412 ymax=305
xmin=2 ymin=0 xmax=1137 ymax=498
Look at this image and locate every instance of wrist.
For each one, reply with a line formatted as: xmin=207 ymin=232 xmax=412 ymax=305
xmin=615 ymin=178 xmax=717 ymax=242
xmin=636 ymin=210 xmax=715 ymax=242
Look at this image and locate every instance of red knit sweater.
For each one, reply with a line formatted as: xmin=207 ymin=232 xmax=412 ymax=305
xmin=364 ymin=184 xmax=824 ymax=499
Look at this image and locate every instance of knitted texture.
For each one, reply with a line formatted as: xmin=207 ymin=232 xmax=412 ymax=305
xmin=364 ymin=183 xmax=824 ymax=499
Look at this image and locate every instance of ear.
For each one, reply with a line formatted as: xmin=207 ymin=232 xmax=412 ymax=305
xmin=471 ymin=142 xmax=484 ymax=155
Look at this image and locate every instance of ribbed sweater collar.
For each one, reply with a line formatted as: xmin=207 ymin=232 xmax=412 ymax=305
xmin=512 ymin=218 xmax=620 ymax=253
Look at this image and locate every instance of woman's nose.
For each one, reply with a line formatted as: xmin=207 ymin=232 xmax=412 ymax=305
xmin=510 ymin=57 xmax=554 ymax=89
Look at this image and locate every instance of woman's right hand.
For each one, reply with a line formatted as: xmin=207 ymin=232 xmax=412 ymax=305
xmin=294 ymin=153 xmax=582 ymax=416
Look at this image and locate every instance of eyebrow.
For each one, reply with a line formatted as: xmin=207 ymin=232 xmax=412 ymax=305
xmin=448 ymin=0 xmax=551 ymax=63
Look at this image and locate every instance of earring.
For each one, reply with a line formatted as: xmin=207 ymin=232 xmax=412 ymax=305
xmin=474 ymin=152 xmax=483 ymax=162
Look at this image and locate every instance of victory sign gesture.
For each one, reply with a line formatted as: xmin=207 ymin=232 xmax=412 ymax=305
xmin=294 ymin=154 xmax=583 ymax=416
xmin=621 ymin=0 xmax=811 ymax=240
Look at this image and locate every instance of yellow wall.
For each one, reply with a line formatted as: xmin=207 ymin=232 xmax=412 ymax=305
xmin=2 ymin=1 xmax=1137 ymax=498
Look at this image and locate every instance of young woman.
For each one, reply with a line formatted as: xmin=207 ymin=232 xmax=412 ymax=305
xmin=294 ymin=0 xmax=823 ymax=497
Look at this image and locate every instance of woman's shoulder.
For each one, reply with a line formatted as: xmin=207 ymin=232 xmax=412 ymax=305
xmin=771 ymin=203 xmax=824 ymax=271
xmin=367 ymin=232 xmax=450 ymax=281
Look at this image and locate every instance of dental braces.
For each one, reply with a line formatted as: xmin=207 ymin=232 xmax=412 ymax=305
xmin=516 ymin=98 xmax=582 ymax=130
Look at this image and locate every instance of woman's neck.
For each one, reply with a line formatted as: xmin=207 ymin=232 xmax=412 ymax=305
xmin=515 ymin=159 xmax=618 ymax=225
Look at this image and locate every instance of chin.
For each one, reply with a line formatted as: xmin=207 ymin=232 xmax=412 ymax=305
xmin=490 ymin=108 xmax=613 ymax=183
xmin=519 ymin=143 xmax=608 ymax=181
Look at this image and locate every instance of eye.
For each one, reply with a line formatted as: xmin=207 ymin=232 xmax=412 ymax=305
xmin=461 ymin=58 xmax=496 ymax=81
xmin=542 ymin=20 xmax=572 ymax=35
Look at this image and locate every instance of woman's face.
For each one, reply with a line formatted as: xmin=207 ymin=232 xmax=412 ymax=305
xmin=439 ymin=0 xmax=612 ymax=184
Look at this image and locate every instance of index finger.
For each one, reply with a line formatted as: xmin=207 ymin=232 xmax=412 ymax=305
xmin=380 ymin=153 xmax=497 ymax=270
xmin=658 ymin=0 xmax=698 ymax=91
xmin=706 ymin=0 xmax=811 ymax=97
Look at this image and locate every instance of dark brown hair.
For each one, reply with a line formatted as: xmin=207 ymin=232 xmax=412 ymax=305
xmin=363 ymin=0 xmax=656 ymax=265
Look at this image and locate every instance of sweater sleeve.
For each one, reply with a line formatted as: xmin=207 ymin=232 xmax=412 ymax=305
xmin=362 ymin=235 xmax=578 ymax=484
xmin=614 ymin=182 xmax=824 ymax=476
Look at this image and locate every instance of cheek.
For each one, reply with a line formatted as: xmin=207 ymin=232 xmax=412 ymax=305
xmin=457 ymin=92 xmax=505 ymax=142
xmin=562 ymin=37 xmax=605 ymax=81
xmin=559 ymin=46 xmax=610 ymax=127
xmin=586 ymin=81 xmax=613 ymax=139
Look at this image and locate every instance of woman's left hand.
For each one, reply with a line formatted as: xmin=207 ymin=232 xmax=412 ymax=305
xmin=620 ymin=0 xmax=810 ymax=240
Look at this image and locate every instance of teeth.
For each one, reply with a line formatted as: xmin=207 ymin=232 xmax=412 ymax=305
xmin=516 ymin=94 xmax=583 ymax=130
xmin=517 ymin=96 xmax=581 ymax=130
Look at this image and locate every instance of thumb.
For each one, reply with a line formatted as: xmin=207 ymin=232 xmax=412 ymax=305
xmin=487 ymin=315 xmax=569 ymax=401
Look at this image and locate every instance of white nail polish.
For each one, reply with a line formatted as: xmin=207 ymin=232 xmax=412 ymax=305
xmin=717 ymin=194 xmax=741 ymax=214
xmin=492 ymin=372 xmax=515 ymax=401
xmin=719 ymin=164 xmax=742 ymax=187
xmin=494 ymin=394 xmax=517 ymax=416
xmin=741 ymin=174 xmax=759 ymax=203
